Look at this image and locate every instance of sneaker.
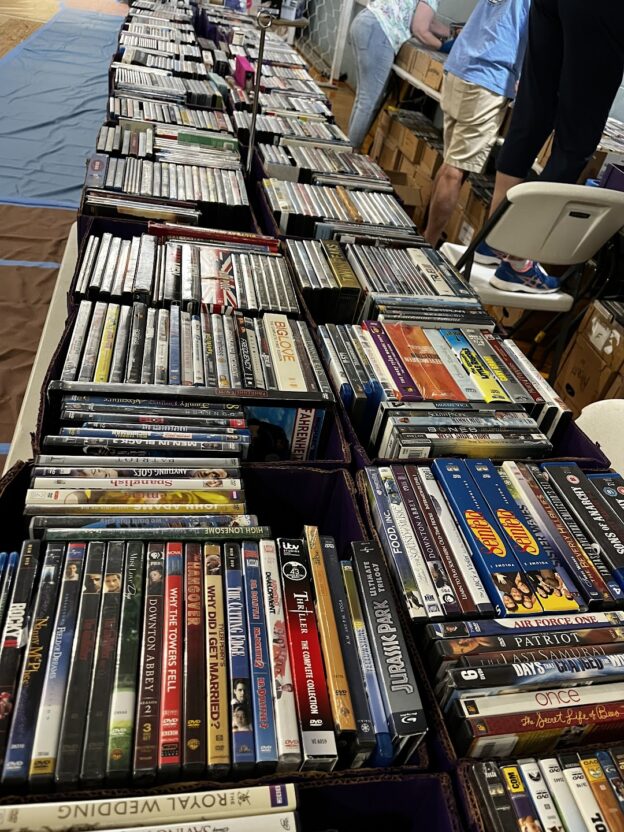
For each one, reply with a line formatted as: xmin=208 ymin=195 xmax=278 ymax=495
xmin=474 ymin=240 xmax=502 ymax=265
xmin=490 ymin=260 xmax=560 ymax=294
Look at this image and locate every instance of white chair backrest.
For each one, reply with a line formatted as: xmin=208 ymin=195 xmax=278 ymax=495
xmin=486 ymin=182 xmax=624 ymax=265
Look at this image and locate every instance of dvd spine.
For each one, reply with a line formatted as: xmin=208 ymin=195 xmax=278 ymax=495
xmin=54 ymin=542 xmax=104 ymax=786
xmin=439 ymin=329 xmax=510 ymax=404
xmin=391 ymin=467 xmax=461 ymax=617
xmin=364 ymin=321 xmax=421 ymax=401
xmin=133 ymin=542 xmax=165 ymax=781
xmin=277 ymin=537 xmax=338 ymax=770
xmin=0 ymin=541 xmax=42 ymax=767
xmin=159 ymin=541 xmax=184 ymax=776
xmin=527 ymin=464 xmax=622 ymax=603
xmin=415 ymin=467 xmax=493 ymax=615
xmin=182 ymin=543 xmax=206 ymax=774
xmin=405 ymin=465 xmax=477 ymax=616
xmin=596 ymin=750 xmax=624 ymax=815
xmin=504 ymin=461 xmax=609 ymax=606
xmin=204 ymin=543 xmax=230 ymax=776
xmin=579 ymin=753 xmax=624 ymax=832
xmin=466 ymin=459 xmax=579 ymax=613
xmin=518 ymin=760 xmax=564 ymax=832
xmin=538 ymin=757 xmax=585 ymax=832
xmin=80 ymin=540 xmax=125 ymax=783
xmin=107 ymin=540 xmax=144 ymax=780
xmin=559 ymin=754 xmax=608 ymax=832
xmin=3 ymin=783 xmax=298 ymax=830
xmin=242 ymin=541 xmax=278 ymax=771
xmin=499 ymin=765 xmax=543 ymax=832
xmin=377 ymin=466 xmax=441 ymax=617
xmin=2 ymin=543 xmax=65 ymax=784
xmin=259 ymin=539 xmax=301 ymax=771
xmin=341 ymin=561 xmax=394 ymax=766
xmin=30 ymin=541 xmax=85 ymax=784
xmin=432 ymin=458 xmax=540 ymax=616
xmin=304 ymin=526 xmax=358 ymax=764
xmin=225 ymin=542 xmax=255 ymax=771
xmin=363 ymin=466 xmax=425 ymax=620
xmin=350 ymin=540 xmax=427 ymax=760
xmin=543 ymin=463 xmax=624 ymax=592
xmin=470 ymin=761 xmax=518 ymax=832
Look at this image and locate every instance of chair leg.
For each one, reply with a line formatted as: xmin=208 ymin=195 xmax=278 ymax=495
xmin=505 ymin=309 xmax=533 ymax=339
xmin=548 ymin=316 xmax=573 ymax=384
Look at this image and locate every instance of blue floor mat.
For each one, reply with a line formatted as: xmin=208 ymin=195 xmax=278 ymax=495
xmin=0 ymin=9 xmax=121 ymax=208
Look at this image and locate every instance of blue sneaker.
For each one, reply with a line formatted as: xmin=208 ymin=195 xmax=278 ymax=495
xmin=474 ymin=240 xmax=502 ymax=265
xmin=490 ymin=260 xmax=560 ymax=294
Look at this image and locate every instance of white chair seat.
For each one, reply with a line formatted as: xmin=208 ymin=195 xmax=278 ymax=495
xmin=576 ymin=400 xmax=624 ymax=474
xmin=440 ymin=243 xmax=575 ymax=313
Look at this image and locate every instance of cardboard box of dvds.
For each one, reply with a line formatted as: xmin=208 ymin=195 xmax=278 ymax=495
xmin=379 ymin=138 xmax=401 ymax=171
xmin=420 ymin=142 xmax=443 ymax=178
xmin=413 ymin=48 xmax=431 ymax=81
xmin=556 ymin=334 xmax=614 ymax=416
xmin=424 ymin=57 xmax=444 ymax=91
xmin=395 ymin=41 xmax=419 ymax=73
xmin=555 ymin=301 xmax=624 ymax=413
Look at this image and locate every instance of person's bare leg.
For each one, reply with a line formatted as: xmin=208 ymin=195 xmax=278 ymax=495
xmin=423 ymin=163 xmax=464 ymax=246
xmin=489 ymin=171 xmax=524 ymax=216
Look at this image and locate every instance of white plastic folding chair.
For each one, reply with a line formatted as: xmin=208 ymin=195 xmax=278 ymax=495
xmin=576 ymin=400 xmax=624 ymax=474
xmin=440 ymin=182 xmax=624 ymax=379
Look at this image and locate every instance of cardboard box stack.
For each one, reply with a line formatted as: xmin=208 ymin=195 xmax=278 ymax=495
xmin=395 ymin=41 xmax=446 ymax=91
xmin=555 ymin=300 xmax=624 ymax=417
xmin=445 ymin=173 xmax=493 ymax=245
xmin=370 ymin=110 xmax=442 ymax=227
xmin=371 ymin=104 xmax=494 ymax=240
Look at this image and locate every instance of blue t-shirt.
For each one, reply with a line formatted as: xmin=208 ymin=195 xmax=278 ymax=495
xmin=444 ymin=0 xmax=531 ymax=99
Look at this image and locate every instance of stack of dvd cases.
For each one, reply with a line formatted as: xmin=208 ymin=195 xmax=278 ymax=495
xmin=469 ymin=754 xmax=624 ymax=832
xmin=284 ymin=239 xmax=490 ymax=326
xmin=0 ymin=527 xmax=425 ymax=786
xmin=96 ymin=122 xmax=240 ymax=161
xmin=52 ymin=322 xmax=332 ymax=459
xmin=82 ymin=152 xmax=249 ymax=228
xmin=363 ymin=460 xmax=624 ymax=623
xmin=59 ymin=303 xmax=329 ymax=395
xmin=259 ymin=143 xmax=392 ymax=191
xmin=108 ymin=96 xmax=234 ymax=132
xmin=233 ymin=112 xmax=350 ymax=146
xmin=73 ymin=230 xmax=299 ymax=314
xmin=253 ymin=94 xmax=333 ymax=120
xmin=317 ymin=322 xmax=564 ymax=453
xmin=263 ymin=179 xmax=417 ymax=238
xmin=429 ymin=613 xmax=624 ymax=757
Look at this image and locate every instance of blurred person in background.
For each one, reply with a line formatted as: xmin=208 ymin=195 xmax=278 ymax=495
xmin=479 ymin=0 xmax=624 ymax=293
xmin=348 ymin=0 xmax=449 ymax=150
xmin=423 ymin=0 xmax=531 ymax=247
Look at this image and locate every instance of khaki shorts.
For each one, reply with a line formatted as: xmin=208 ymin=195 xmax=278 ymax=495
xmin=441 ymin=72 xmax=508 ymax=174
